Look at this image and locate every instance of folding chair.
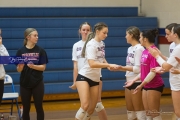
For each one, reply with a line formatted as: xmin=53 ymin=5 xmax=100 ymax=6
xmin=2 ymin=74 xmax=21 ymax=119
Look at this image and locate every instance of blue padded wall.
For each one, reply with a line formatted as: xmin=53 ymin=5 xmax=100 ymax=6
xmin=0 ymin=7 xmax=138 ymax=17
xmin=1 ymin=7 xmax=162 ymax=96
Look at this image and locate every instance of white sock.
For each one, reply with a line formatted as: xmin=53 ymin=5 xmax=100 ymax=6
xmin=146 ymin=115 xmax=153 ymax=120
xmin=127 ymin=110 xmax=136 ymax=120
xmin=136 ymin=111 xmax=146 ymax=120
xmin=153 ymin=115 xmax=162 ymax=120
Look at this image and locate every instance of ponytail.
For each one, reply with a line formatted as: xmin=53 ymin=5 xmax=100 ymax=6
xmin=81 ymin=32 xmax=94 ymax=57
xmin=23 ymin=38 xmax=28 ymax=46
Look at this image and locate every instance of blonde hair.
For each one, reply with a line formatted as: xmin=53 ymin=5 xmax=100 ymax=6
xmin=23 ymin=28 xmax=37 ymax=46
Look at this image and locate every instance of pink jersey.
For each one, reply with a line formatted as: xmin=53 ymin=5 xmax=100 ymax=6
xmin=140 ymin=45 xmax=164 ymax=88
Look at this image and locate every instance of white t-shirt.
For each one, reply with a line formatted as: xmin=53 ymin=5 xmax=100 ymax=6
xmin=0 ymin=44 xmax=9 ymax=79
xmin=167 ymin=44 xmax=180 ymax=91
xmin=79 ymin=39 xmax=105 ymax=82
xmin=125 ymin=44 xmax=144 ymax=81
xmin=72 ymin=40 xmax=86 ymax=71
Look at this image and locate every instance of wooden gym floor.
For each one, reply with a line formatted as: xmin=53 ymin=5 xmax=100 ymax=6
xmin=0 ymin=95 xmax=176 ymax=120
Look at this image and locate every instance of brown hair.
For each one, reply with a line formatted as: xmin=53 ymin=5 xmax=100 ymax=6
xmin=126 ymin=26 xmax=140 ymax=41
xmin=81 ymin=22 xmax=108 ymax=57
xmin=141 ymin=28 xmax=159 ymax=43
xmin=172 ymin=24 xmax=180 ymax=39
xmin=23 ymin=28 xmax=37 ymax=46
xmin=81 ymin=32 xmax=94 ymax=57
xmin=166 ymin=23 xmax=177 ymax=32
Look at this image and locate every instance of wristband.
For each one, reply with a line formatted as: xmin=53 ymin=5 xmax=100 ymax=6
xmin=156 ymin=55 xmax=166 ymax=67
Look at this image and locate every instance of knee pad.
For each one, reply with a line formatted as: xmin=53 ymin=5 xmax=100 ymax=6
xmin=83 ymin=112 xmax=91 ymax=120
xmin=153 ymin=115 xmax=162 ymax=120
xmin=146 ymin=115 xmax=153 ymax=120
xmin=95 ymin=102 xmax=104 ymax=112
xmin=127 ymin=111 xmax=136 ymax=120
xmin=136 ymin=111 xmax=146 ymax=120
xmin=75 ymin=107 xmax=86 ymax=120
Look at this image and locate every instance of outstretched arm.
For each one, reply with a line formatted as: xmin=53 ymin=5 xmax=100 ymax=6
xmin=133 ymin=71 xmax=156 ymax=94
xmin=148 ymin=47 xmax=173 ymax=71
xmin=124 ymin=74 xmax=140 ymax=87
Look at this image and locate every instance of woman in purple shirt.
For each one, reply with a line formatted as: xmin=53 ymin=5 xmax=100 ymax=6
xmin=124 ymin=29 xmax=164 ymax=120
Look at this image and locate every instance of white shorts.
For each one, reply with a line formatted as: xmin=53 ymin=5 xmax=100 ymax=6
xmin=170 ymin=75 xmax=180 ymax=91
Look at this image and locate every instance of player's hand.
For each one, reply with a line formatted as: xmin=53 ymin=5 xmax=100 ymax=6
xmin=147 ymin=47 xmax=160 ymax=58
xmin=170 ymin=68 xmax=180 ymax=74
xmin=133 ymin=85 xmax=142 ymax=94
xmin=69 ymin=83 xmax=77 ymax=90
xmin=153 ymin=47 xmax=162 ymax=56
xmin=123 ymin=80 xmax=134 ymax=88
xmin=18 ymin=63 xmax=24 ymax=69
xmin=27 ymin=61 xmax=34 ymax=69
xmin=151 ymin=67 xmax=165 ymax=74
xmin=108 ymin=65 xmax=122 ymax=71
xmin=109 ymin=64 xmax=119 ymax=70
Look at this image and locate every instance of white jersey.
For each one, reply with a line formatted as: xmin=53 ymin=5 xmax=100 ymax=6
xmin=125 ymin=44 xmax=144 ymax=81
xmin=72 ymin=40 xmax=86 ymax=71
xmin=79 ymin=39 xmax=105 ymax=82
xmin=167 ymin=44 xmax=180 ymax=91
xmin=0 ymin=44 xmax=9 ymax=79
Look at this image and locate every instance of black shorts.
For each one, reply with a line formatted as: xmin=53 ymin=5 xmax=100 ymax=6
xmin=143 ymin=84 xmax=165 ymax=93
xmin=126 ymin=82 xmax=142 ymax=90
xmin=76 ymin=74 xmax=99 ymax=87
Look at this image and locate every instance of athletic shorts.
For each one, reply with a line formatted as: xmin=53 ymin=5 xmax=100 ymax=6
xmin=76 ymin=74 xmax=99 ymax=87
xmin=143 ymin=84 xmax=164 ymax=93
xmin=126 ymin=82 xmax=142 ymax=90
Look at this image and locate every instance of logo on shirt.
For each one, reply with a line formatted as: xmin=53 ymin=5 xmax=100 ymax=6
xmin=126 ymin=53 xmax=135 ymax=66
xmin=170 ymin=49 xmax=173 ymax=53
xmin=77 ymin=47 xmax=82 ymax=51
xmin=128 ymin=53 xmax=134 ymax=58
xmin=141 ymin=54 xmax=148 ymax=65
xmin=21 ymin=53 xmax=39 ymax=63
xmin=97 ymin=46 xmax=105 ymax=59
xmin=142 ymin=54 xmax=148 ymax=58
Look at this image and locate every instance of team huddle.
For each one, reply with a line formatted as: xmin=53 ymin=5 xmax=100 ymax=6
xmin=0 ymin=22 xmax=180 ymax=120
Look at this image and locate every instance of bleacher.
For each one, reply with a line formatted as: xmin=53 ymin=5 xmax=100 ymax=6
xmin=0 ymin=7 xmax=169 ymax=99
